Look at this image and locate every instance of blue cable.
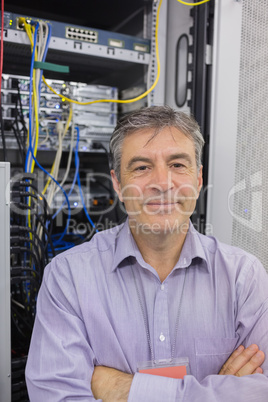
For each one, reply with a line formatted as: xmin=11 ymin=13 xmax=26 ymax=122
xmin=75 ymin=127 xmax=97 ymax=232
xmin=43 ymin=23 xmax=52 ymax=61
xmin=24 ymin=21 xmax=38 ymax=174
xmin=49 ymin=130 xmax=97 ymax=244
xmin=52 ymin=127 xmax=80 ymax=219
xmin=25 ymin=22 xmax=52 ymax=172
xmin=25 ymin=23 xmax=71 ymax=244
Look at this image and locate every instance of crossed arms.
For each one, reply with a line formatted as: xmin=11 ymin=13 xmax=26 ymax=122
xmin=91 ymin=344 xmax=265 ymax=401
xmin=26 ymin=254 xmax=268 ymax=401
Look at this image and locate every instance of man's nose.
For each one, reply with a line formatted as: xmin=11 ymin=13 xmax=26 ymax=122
xmin=147 ymin=166 xmax=174 ymax=192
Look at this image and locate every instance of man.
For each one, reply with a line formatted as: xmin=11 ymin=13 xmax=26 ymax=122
xmin=26 ymin=106 xmax=268 ymax=401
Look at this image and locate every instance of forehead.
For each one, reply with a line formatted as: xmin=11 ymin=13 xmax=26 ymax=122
xmin=121 ymin=126 xmax=195 ymax=157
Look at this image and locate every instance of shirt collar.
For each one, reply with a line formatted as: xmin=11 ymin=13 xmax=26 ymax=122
xmin=111 ymin=219 xmax=136 ymax=271
xmin=174 ymin=221 xmax=208 ymax=271
xmin=112 ymin=219 xmax=209 ymax=272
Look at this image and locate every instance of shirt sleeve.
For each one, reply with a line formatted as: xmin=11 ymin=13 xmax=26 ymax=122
xmin=128 ymin=258 xmax=268 ymax=402
xmin=25 ymin=258 xmax=101 ymax=402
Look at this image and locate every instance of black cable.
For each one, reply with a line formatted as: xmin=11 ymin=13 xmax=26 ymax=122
xmin=15 ymin=90 xmax=27 ymax=152
xmin=16 ymin=82 xmax=27 ymax=147
xmin=11 ymin=190 xmax=39 ymax=200
xmin=19 ymin=183 xmax=55 ymax=258
xmin=11 ymin=225 xmax=49 ymax=265
xmin=11 ymin=266 xmax=41 ymax=279
xmin=10 ymin=236 xmax=45 ymax=270
xmin=34 ymin=214 xmax=55 ymax=257
xmin=11 ymin=305 xmax=34 ymax=332
xmin=12 ymin=195 xmax=47 ymax=227
xmin=11 ymin=246 xmax=41 ymax=274
xmin=91 ymin=141 xmax=123 ymax=225
xmin=11 ymin=310 xmax=28 ymax=339
xmin=11 ymin=275 xmax=39 ymax=287
xmin=12 ymin=191 xmax=45 ymax=223
xmin=11 ymin=93 xmax=26 ymax=163
xmin=11 ymin=202 xmax=34 ymax=211
xmin=11 ymin=124 xmax=25 ymax=163
xmin=19 ymin=181 xmax=51 ymax=223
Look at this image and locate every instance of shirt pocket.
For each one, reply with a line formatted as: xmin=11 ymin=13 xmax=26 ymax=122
xmin=195 ymin=337 xmax=238 ymax=381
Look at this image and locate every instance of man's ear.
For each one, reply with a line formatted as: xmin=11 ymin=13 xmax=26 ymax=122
xmin=197 ymin=165 xmax=203 ymax=196
xmin=110 ymin=170 xmax=123 ymax=202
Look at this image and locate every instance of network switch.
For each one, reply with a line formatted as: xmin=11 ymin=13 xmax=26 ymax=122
xmin=1 ymin=11 xmax=150 ymax=65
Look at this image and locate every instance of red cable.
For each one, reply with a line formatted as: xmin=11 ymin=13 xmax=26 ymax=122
xmin=0 ymin=0 xmax=4 ymax=105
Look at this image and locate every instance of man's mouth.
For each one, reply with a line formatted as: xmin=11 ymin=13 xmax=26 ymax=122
xmin=144 ymin=198 xmax=184 ymax=205
xmin=145 ymin=202 xmax=178 ymax=205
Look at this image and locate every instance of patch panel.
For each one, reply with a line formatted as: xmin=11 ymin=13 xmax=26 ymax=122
xmin=66 ymin=26 xmax=98 ymax=43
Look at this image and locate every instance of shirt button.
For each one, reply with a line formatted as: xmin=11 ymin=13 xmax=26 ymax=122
xmin=161 ymin=284 xmax=165 ymax=291
xmin=159 ymin=333 xmax=165 ymax=342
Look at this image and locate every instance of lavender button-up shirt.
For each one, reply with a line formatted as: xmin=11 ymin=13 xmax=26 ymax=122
xmin=26 ymin=220 xmax=268 ymax=401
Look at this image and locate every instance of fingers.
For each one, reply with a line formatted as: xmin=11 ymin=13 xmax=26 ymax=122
xmin=236 ymin=349 xmax=265 ymax=377
xmin=252 ymin=367 xmax=263 ymax=374
xmin=219 ymin=345 xmax=245 ymax=374
xmin=219 ymin=344 xmax=265 ymax=377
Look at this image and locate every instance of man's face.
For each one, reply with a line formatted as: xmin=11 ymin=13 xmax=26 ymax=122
xmin=111 ymin=126 xmax=203 ymax=235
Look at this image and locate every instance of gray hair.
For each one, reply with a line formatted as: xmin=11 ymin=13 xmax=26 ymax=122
xmin=109 ymin=105 xmax=205 ymax=180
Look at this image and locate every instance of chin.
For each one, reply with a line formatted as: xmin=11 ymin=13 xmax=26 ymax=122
xmin=129 ymin=215 xmax=190 ymax=237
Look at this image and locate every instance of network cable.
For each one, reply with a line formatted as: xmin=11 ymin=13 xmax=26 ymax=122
xmin=75 ymin=126 xmax=97 ymax=232
xmin=20 ymin=0 xmax=162 ymax=106
xmin=177 ymin=0 xmax=210 ymax=5
xmin=24 ymin=21 xmax=72 ymax=244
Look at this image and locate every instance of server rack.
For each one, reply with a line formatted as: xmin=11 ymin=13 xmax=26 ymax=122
xmin=0 ymin=1 xmax=218 ymax=400
xmin=0 ymin=162 xmax=11 ymax=402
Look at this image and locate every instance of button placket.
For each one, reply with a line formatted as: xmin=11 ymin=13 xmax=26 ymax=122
xmin=153 ymin=281 xmax=171 ymax=359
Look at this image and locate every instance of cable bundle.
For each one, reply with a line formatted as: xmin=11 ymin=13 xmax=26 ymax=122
xmin=10 ymin=173 xmax=53 ymax=353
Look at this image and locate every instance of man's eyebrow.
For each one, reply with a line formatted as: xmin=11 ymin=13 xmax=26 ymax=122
xmin=126 ymin=153 xmax=193 ymax=170
xmin=126 ymin=157 xmax=152 ymax=170
xmin=167 ymin=153 xmax=193 ymax=164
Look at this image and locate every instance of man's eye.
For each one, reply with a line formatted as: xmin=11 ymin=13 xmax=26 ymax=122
xmin=135 ymin=166 xmax=148 ymax=171
xmin=173 ymin=163 xmax=185 ymax=168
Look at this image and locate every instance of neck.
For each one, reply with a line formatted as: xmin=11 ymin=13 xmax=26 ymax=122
xmin=129 ymin=219 xmax=189 ymax=282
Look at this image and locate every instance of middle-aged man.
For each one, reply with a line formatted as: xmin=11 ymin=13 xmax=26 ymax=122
xmin=26 ymin=106 xmax=268 ymax=401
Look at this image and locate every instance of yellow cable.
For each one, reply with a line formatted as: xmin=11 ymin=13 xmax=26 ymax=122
xmin=27 ymin=68 xmax=40 ymax=233
xmin=24 ymin=22 xmax=33 ymax=151
xmin=177 ymin=0 xmax=210 ymax=5
xmin=24 ymin=21 xmax=38 ymax=155
xmin=42 ymin=0 xmax=162 ymax=105
xmin=30 ymin=70 xmax=40 ymax=173
xmin=21 ymin=18 xmax=74 ymax=196
xmin=23 ymin=21 xmax=40 ymax=233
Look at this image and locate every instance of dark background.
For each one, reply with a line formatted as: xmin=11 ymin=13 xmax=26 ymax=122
xmin=4 ymin=0 xmax=150 ymax=35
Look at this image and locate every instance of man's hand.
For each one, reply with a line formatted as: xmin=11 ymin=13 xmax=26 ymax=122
xmin=91 ymin=366 xmax=133 ymax=402
xmin=219 ymin=344 xmax=265 ymax=377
